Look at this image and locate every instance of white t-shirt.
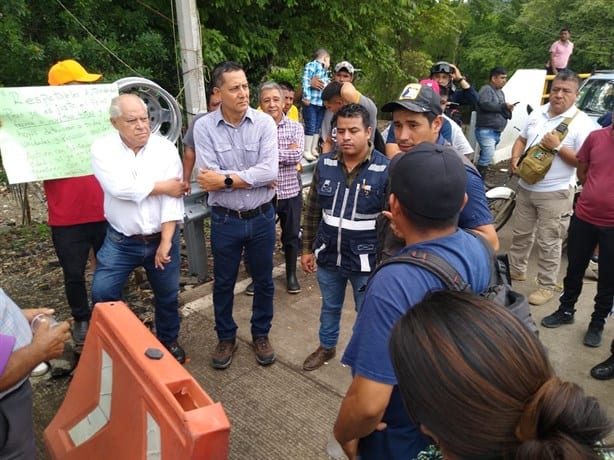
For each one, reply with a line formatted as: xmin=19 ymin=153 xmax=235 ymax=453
xmin=519 ymin=104 xmax=596 ymax=192
xmin=445 ymin=114 xmax=474 ymax=157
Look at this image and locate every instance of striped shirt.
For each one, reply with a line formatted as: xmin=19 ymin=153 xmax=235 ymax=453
xmin=276 ymin=115 xmax=304 ymax=200
xmin=194 ymin=107 xmax=279 ymax=211
xmin=0 ymin=288 xmax=33 ymax=399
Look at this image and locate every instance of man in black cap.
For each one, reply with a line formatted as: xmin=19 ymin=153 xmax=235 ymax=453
xmin=377 ymin=83 xmax=498 ymax=262
xmin=331 ymin=142 xmax=492 ymax=460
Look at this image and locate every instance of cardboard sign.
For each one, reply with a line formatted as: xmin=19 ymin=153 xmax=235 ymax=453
xmin=0 ymin=84 xmax=118 ymax=184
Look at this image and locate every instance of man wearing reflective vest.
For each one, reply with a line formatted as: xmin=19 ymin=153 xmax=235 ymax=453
xmin=301 ymin=103 xmax=389 ymax=371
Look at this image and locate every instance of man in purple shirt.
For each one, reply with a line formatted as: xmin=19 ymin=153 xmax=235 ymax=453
xmin=194 ymin=61 xmax=279 ymax=370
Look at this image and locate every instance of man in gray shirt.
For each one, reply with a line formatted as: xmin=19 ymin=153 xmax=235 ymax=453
xmin=475 ymin=67 xmax=515 ymax=176
xmin=194 ymin=61 xmax=279 ymax=370
xmin=320 ymin=80 xmax=378 ymax=154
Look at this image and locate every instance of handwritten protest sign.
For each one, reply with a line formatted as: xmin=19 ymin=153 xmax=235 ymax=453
xmin=0 ymin=84 xmax=118 ymax=184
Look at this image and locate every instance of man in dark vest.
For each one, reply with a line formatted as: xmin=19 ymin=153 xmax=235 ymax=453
xmin=301 ymin=103 xmax=389 ymax=371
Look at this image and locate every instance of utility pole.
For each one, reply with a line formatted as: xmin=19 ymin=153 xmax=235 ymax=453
xmin=175 ymin=0 xmax=207 ymax=122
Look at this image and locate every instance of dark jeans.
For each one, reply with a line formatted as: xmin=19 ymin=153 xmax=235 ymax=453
xmin=210 ymin=204 xmax=276 ymax=341
xmin=277 ymin=194 xmax=302 ymax=251
xmin=0 ymin=380 xmax=35 ymax=460
xmin=51 ymin=221 xmax=108 ymax=321
xmin=560 ymin=215 xmax=614 ymax=326
xmin=302 ymin=103 xmax=325 ymax=135
xmin=91 ymin=226 xmax=181 ymax=343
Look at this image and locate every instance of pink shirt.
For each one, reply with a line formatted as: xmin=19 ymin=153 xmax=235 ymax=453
xmin=549 ymin=40 xmax=574 ymax=69
xmin=575 ymin=127 xmax=614 ymax=227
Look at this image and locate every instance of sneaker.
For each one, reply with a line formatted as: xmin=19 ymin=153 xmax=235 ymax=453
xmin=163 ymin=341 xmax=186 ymax=364
xmin=212 ymin=340 xmax=238 ymax=369
xmin=528 ymin=288 xmax=555 ymax=306
xmin=303 ymin=346 xmax=336 ymax=371
xmin=252 ymin=336 xmax=275 ymax=366
xmin=245 ymin=281 xmax=254 ymax=296
xmin=583 ymin=325 xmax=604 ymax=348
xmin=31 ymin=362 xmax=50 ymax=377
xmin=510 ymin=271 xmax=527 ymax=282
xmin=541 ymin=309 xmax=575 ymax=328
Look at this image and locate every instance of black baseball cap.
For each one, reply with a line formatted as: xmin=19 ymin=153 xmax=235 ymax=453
xmin=390 ymin=142 xmax=467 ymax=221
xmin=382 ymin=83 xmax=442 ymax=115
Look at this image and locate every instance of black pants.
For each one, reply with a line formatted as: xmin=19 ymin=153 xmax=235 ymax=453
xmin=0 ymin=380 xmax=35 ymax=459
xmin=559 ymin=215 xmax=614 ymax=326
xmin=51 ymin=221 xmax=108 ymax=321
xmin=276 ymin=194 xmax=302 ymax=251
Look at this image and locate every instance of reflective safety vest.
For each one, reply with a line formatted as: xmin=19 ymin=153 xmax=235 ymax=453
xmin=313 ymin=150 xmax=390 ymax=273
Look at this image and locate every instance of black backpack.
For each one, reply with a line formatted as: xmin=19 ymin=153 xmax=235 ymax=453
xmin=371 ymin=231 xmax=539 ymax=336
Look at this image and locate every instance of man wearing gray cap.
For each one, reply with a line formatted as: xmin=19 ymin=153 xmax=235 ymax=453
xmin=331 ymin=142 xmax=492 ymax=460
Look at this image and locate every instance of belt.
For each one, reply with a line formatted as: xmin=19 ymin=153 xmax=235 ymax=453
xmin=127 ymin=232 xmax=161 ymax=241
xmin=213 ymin=202 xmax=272 ymax=219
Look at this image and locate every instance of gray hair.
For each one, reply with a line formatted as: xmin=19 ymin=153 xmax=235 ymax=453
xmin=109 ymin=93 xmax=148 ymax=119
xmin=258 ymin=81 xmax=283 ymax=101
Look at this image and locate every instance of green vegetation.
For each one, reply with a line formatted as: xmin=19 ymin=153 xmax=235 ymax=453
xmin=0 ymin=0 xmax=612 ymax=110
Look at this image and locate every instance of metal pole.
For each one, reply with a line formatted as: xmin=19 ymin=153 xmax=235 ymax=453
xmin=175 ymin=0 xmax=207 ymax=122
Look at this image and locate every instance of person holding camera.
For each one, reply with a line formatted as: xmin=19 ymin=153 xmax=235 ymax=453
xmin=429 ymin=61 xmax=479 ymax=108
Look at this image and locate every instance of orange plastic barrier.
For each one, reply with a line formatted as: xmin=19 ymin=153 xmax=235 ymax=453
xmin=44 ymin=301 xmax=230 ymax=460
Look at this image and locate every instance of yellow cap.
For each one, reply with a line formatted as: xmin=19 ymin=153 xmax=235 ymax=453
xmin=48 ymin=59 xmax=103 ymax=86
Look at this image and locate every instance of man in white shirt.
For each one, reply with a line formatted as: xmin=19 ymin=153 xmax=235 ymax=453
xmin=91 ymin=94 xmax=188 ymax=363
xmin=509 ymin=70 xmax=595 ymax=306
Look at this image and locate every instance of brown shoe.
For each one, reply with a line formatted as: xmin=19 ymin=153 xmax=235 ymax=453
xmin=510 ymin=270 xmax=527 ymax=281
xmin=211 ymin=340 xmax=238 ymax=369
xmin=253 ymin=336 xmax=275 ymax=365
xmin=303 ymin=346 xmax=336 ymax=371
xmin=528 ymin=287 xmax=555 ymax=306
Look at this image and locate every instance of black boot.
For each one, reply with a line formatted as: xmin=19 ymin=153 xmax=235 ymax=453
xmin=285 ymin=246 xmax=301 ymax=294
xmin=476 ymin=164 xmax=488 ymax=178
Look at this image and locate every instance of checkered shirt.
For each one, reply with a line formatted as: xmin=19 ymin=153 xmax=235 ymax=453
xmin=276 ymin=115 xmax=304 ymax=200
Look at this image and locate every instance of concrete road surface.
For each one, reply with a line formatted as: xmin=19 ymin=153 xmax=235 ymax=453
xmin=33 ymin=223 xmax=613 ymax=459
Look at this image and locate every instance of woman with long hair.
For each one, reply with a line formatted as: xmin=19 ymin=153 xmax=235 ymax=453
xmin=389 ymin=290 xmax=612 ymax=459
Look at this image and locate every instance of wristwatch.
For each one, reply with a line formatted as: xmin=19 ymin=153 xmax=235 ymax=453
xmin=552 ymin=145 xmax=562 ymax=154
xmin=224 ymin=174 xmax=233 ymax=189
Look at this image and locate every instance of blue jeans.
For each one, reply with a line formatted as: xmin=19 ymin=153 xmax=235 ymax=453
xmin=316 ymin=265 xmax=369 ymax=349
xmin=302 ymin=103 xmax=325 ymax=135
xmin=210 ymin=205 xmax=276 ymax=341
xmin=91 ymin=226 xmax=181 ymax=344
xmin=475 ymin=128 xmax=502 ymax=167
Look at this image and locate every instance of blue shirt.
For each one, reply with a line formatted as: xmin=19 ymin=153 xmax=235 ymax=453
xmin=342 ymin=230 xmax=491 ymax=460
xmin=301 ymin=60 xmax=329 ymax=107
xmin=193 ymin=107 xmax=279 ymax=211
